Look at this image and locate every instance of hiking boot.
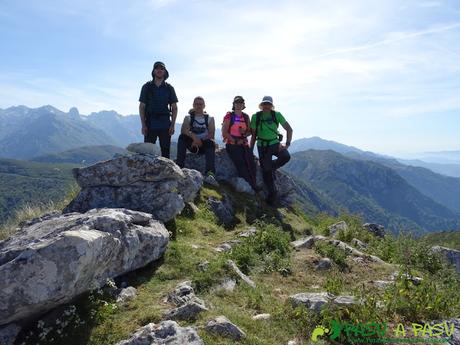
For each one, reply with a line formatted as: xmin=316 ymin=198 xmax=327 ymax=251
xmin=204 ymin=171 xmax=219 ymax=187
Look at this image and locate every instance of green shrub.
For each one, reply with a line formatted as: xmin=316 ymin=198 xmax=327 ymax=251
xmin=315 ymin=242 xmax=348 ymax=271
xmin=368 ymin=233 xmax=444 ymax=274
xmin=230 ymin=222 xmax=292 ymax=274
xmin=383 ymin=268 xmax=460 ymax=322
xmin=324 ymin=274 xmax=344 ymax=295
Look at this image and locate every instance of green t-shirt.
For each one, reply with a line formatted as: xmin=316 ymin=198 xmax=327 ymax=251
xmin=250 ymin=111 xmax=286 ymax=146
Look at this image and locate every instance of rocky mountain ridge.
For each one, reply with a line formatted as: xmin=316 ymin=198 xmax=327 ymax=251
xmin=0 ymin=147 xmax=459 ymax=345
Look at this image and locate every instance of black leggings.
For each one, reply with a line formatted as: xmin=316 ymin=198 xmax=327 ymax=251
xmin=226 ymin=144 xmax=257 ymax=190
xmin=257 ymin=143 xmax=290 ymax=195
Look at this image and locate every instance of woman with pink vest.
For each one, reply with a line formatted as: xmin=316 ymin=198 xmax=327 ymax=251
xmin=222 ymin=96 xmax=258 ymax=192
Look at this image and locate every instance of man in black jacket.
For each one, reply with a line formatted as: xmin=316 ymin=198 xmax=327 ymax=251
xmin=138 ymin=61 xmax=178 ymax=158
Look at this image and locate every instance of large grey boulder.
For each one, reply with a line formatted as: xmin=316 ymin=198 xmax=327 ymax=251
xmin=64 ymin=155 xmax=202 ymax=222
xmin=183 ymin=148 xmax=297 ymax=206
xmin=432 ymin=246 xmax=460 ymax=273
xmin=184 ymin=148 xmax=239 ymax=182
xmin=116 ymin=320 xmax=204 ymax=345
xmin=0 ymin=208 xmax=169 ymax=326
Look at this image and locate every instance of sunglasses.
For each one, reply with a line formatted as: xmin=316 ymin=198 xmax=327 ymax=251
xmin=155 ymin=66 xmax=165 ymax=70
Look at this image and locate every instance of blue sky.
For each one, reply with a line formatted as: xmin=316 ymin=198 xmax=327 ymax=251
xmin=1 ymin=0 xmax=459 ymax=155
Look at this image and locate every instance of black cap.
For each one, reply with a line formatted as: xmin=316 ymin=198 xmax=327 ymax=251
xmin=152 ymin=61 xmax=169 ymax=80
xmin=233 ymin=95 xmax=245 ymax=103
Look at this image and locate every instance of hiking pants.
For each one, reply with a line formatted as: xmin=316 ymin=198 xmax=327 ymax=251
xmin=176 ymin=134 xmax=216 ymax=174
xmin=226 ymin=143 xmax=257 ymax=190
xmin=257 ymin=143 xmax=291 ymax=195
xmin=144 ymin=128 xmax=171 ymax=158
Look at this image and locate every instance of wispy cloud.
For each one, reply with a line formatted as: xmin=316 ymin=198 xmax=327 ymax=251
xmin=1 ymin=0 xmax=460 ymax=153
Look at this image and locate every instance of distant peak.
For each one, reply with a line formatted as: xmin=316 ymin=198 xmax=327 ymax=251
xmin=68 ymin=107 xmax=80 ymax=117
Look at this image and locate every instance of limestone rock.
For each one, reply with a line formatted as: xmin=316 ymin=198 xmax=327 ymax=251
xmin=116 ymin=320 xmax=204 ymax=345
xmin=362 ymin=223 xmax=385 ymax=238
xmin=184 ymin=148 xmax=238 ymax=182
xmin=64 ymin=155 xmax=202 ymax=222
xmin=214 ymin=278 xmax=237 ymax=292
xmin=72 ymin=155 xmax=182 ymax=187
xmin=205 ymin=316 xmax=246 ymax=341
xmin=252 ymin=313 xmax=271 ymax=320
xmin=183 ymin=148 xmax=296 ymax=206
xmin=197 ymin=261 xmax=209 ymax=272
xmin=315 ymin=258 xmax=332 ymax=271
xmin=229 ymin=177 xmax=254 ymax=195
xmin=208 ymin=195 xmax=236 ymax=228
xmin=126 ymin=142 xmax=157 ymax=155
xmin=328 ymin=221 xmax=348 ymax=237
xmin=215 ymin=240 xmax=241 ymax=253
xmin=166 ymin=281 xmax=196 ymax=306
xmin=116 ymin=287 xmax=138 ymax=305
xmin=334 ymin=295 xmax=357 ymax=306
xmin=291 ymin=236 xmax=315 ymax=250
xmin=178 ymin=169 xmax=204 ymax=202
xmin=203 ymin=174 xmax=219 ymax=187
xmin=373 ymin=280 xmax=393 ymax=289
xmin=227 ymin=260 xmax=256 ymax=288
xmin=325 ymin=239 xmax=384 ymax=263
xmin=289 ymin=292 xmax=333 ymax=313
xmin=432 ymin=246 xmax=460 ymax=273
xmin=163 ymin=300 xmax=208 ymax=321
xmin=239 ymin=227 xmax=257 ymax=238
xmin=0 ymin=208 xmax=169 ymax=326
xmin=351 ymin=238 xmax=368 ymax=250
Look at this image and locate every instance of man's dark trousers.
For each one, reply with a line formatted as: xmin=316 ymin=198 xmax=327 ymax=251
xmin=145 ymin=129 xmax=171 ymax=158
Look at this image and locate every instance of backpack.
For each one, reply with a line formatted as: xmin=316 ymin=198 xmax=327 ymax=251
xmin=190 ymin=112 xmax=209 ymax=134
xmin=228 ymin=112 xmax=250 ymax=138
xmin=255 ymin=110 xmax=280 ymax=145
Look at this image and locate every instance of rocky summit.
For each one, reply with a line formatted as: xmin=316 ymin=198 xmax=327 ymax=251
xmin=64 ymin=154 xmax=202 ymax=222
xmin=0 ymin=208 xmax=169 ymax=325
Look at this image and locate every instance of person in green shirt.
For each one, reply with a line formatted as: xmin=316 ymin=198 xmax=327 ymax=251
xmin=250 ymin=96 xmax=293 ymax=206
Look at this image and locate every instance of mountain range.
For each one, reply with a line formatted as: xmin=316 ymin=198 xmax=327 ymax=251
xmin=0 ymin=105 xmax=223 ymax=159
xmin=284 ymin=150 xmax=460 ymax=234
xmin=1 ymin=105 xmax=460 ymax=234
